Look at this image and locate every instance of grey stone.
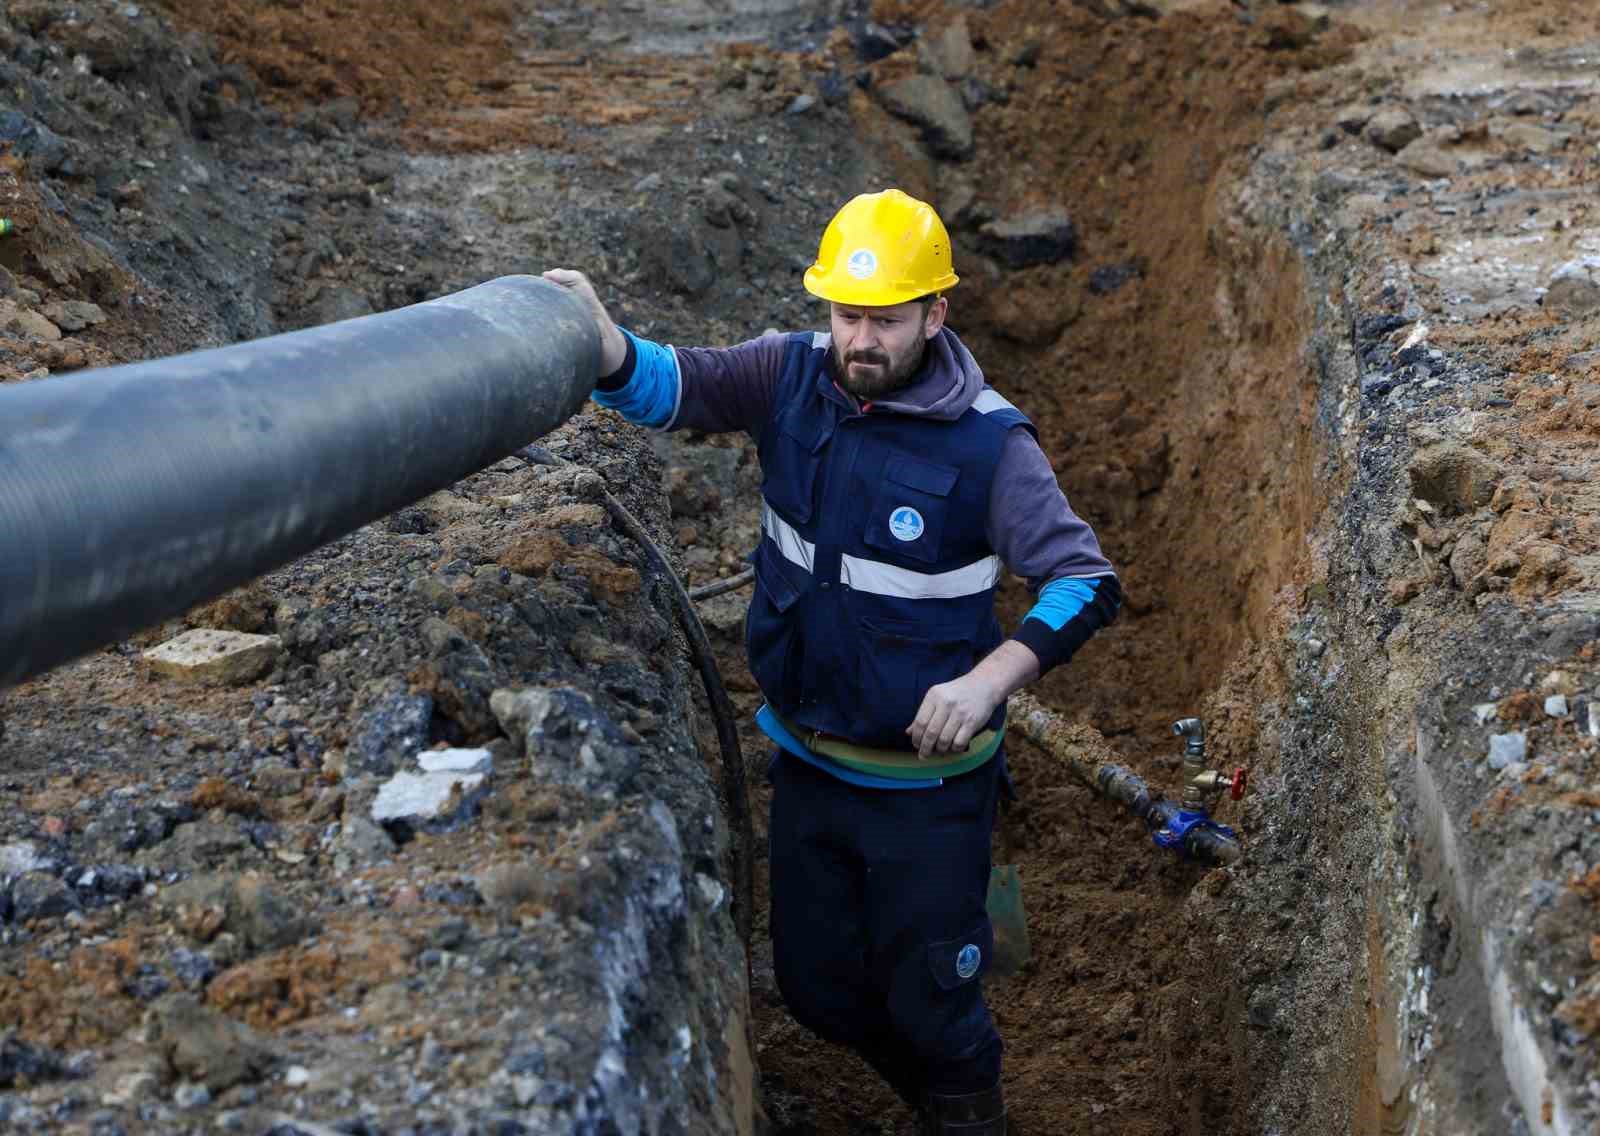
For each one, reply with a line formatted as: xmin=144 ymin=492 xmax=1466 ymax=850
xmin=350 ymin=682 xmax=433 ymax=777
xmin=9 ymin=872 xmax=79 ymax=922
xmin=1544 ymin=257 xmax=1600 ymax=318
xmin=490 ymin=686 xmax=640 ymax=798
xmin=1366 ymin=107 xmax=1422 ymax=153
xmin=1545 ymin=694 xmax=1569 ymax=718
xmin=335 ymin=815 xmax=396 ymax=866
xmin=1487 ymin=732 xmax=1527 ymax=770
xmin=978 ymin=211 xmax=1078 ymax=268
xmin=148 ymin=994 xmax=271 ymax=1091
xmin=785 ymin=93 xmax=816 ymax=115
xmin=920 ymin=17 xmax=975 ymax=79
xmin=876 ymin=74 xmax=974 ymax=159
xmin=1396 ymin=138 xmax=1456 ymax=178
xmin=1472 ymin=702 xmax=1499 ymax=726
xmin=160 ymin=872 xmax=311 ymax=952
xmin=0 ymin=111 xmax=69 ymax=173
xmin=632 ymin=172 xmax=663 ymax=194
xmin=1333 ymin=103 xmax=1373 ymax=134
xmin=371 ymin=770 xmax=489 ymax=832
xmin=38 ymin=300 xmax=106 ymax=333
xmin=172 ymin=1082 xmax=210 ymax=1109
xmin=0 ymin=1034 xmax=66 ymax=1088
xmin=1589 ymin=698 xmax=1599 ymax=740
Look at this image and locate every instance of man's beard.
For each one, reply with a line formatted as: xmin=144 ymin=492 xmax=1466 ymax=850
xmin=833 ymin=337 xmax=927 ymax=399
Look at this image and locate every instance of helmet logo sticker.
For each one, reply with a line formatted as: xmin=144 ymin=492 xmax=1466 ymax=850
xmin=888 ymin=506 xmax=924 ymax=542
xmin=846 ymin=248 xmax=878 ymax=280
xmin=956 ymin=943 xmax=981 ymax=980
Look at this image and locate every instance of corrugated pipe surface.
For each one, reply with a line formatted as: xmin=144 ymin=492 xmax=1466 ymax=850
xmin=0 ymin=275 xmax=599 ymax=689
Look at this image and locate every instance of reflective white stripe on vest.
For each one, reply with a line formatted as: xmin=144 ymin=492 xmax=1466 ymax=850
xmin=840 ymin=552 xmax=1000 ymax=600
xmin=762 ymin=502 xmax=815 ymax=573
xmin=971 ymin=388 xmax=1018 ymax=416
xmin=763 ymin=499 xmax=1000 ymax=599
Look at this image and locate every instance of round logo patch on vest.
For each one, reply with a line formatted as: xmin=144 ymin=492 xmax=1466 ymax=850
xmin=956 ymin=943 xmax=981 ymax=980
xmin=846 ymin=248 xmax=878 ymax=280
xmin=888 ymin=506 xmax=924 ymax=542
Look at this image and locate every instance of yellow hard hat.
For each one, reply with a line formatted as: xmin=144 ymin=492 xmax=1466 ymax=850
xmin=803 ymin=188 xmax=959 ymax=307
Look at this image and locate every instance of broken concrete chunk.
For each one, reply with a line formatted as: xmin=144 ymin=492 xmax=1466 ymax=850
xmin=978 ymin=211 xmax=1078 ymax=269
xmin=1544 ymin=694 xmax=1569 ymax=718
xmin=418 ymin=747 xmax=493 ymax=775
xmin=143 ymin=629 xmax=281 ymax=686
xmin=1487 ymin=732 xmax=1526 ymax=770
xmin=876 ymin=74 xmax=974 ymax=159
xmin=1544 ymin=256 xmax=1600 ymax=319
xmin=371 ymin=770 xmax=488 ymax=832
xmin=1365 ymin=107 xmax=1422 ymax=153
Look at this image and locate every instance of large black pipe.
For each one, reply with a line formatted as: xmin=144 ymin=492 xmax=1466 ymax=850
xmin=0 ymin=275 xmax=600 ymax=689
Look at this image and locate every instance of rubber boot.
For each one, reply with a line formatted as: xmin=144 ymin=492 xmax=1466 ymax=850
xmin=922 ymin=1084 xmax=1006 ymax=1135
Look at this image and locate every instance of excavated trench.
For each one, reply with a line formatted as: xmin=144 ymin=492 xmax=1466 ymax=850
xmin=746 ymin=14 xmax=1340 ymax=1135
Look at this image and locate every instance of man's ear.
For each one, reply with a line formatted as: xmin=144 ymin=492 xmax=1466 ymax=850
xmin=923 ymin=295 xmax=948 ymax=339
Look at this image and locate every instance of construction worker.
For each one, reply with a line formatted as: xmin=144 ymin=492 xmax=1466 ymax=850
xmin=544 ymin=188 xmax=1118 ymax=1135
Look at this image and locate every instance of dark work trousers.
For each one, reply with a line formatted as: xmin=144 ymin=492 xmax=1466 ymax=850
xmin=767 ymin=748 xmax=1004 ymax=1105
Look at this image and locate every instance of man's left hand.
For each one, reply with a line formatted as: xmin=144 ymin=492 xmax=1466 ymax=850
xmin=908 ymin=673 xmax=1001 ymax=759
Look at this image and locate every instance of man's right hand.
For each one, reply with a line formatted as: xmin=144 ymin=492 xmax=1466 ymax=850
xmin=541 ymin=268 xmax=629 ymax=377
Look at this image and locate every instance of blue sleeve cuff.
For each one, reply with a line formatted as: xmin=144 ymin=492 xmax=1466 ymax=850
xmin=1011 ymin=575 xmax=1121 ymax=674
xmin=1025 ymin=577 xmax=1098 ymax=631
xmin=590 ymin=329 xmax=681 ymax=428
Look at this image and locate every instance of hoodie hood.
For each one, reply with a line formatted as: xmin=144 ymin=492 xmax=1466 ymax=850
xmin=826 ymin=327 xmax=986 ymax=421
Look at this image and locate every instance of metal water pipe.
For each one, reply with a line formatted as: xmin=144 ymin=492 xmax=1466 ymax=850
xmin=0 ymin=275 xmax=600 ymax=689
xmin=1010 ymin=693 xmax=1245 ymax=865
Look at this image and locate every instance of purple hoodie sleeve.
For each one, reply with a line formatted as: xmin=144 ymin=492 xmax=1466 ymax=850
xmin=987 ymin=428 xmax=1121 ymax=673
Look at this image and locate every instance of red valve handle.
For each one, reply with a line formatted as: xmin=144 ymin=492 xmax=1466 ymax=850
xmin=1229 ymin=767 xmax=1248 ymax=801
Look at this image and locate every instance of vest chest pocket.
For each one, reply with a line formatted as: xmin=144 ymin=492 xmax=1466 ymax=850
xmin=760 ymin=406 xmax=834 ymax=525
xmin=854 ymin=615 xmax=976 ymax=748
xmin=863 ymin=455 xmax=960 ymax=565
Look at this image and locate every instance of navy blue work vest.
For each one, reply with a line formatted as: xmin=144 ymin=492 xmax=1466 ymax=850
xmin=746 ymin=331 xmax=1034 ymax=750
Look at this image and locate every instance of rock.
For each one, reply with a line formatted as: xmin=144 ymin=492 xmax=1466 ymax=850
xmin=0 ymin=111 xmax=69 ymax=172
xmin=0 ymin=842 xmax=51 ymax=877
xmin=785 ymin=93 xmax=816 ymax=115
xmin=1544 ymin=257 xmax=1600 ymax=318
xmin=0 ymin=300 xmax=62 ymax=342
xmin=10 ymin=872 xmax=80 ymax=922
xmin=418 ymin=747 xmax=493 ymax=775
xmin=169 ymin=948 xmax=217 ymax=989
xmin=490 ymin=686 xmax=640 ymax=798
xmin=1472 ymin=703 xmax=1498 ymax=726
xmin=978 ymin=211 xmax=1078 ymax=268
xmin=1334 ymin=103 xmax=1373 ymax=134
xmin=143 ymin=629 xmax=281 ymax=686
xmin=161 ymin=872 xmax=310 ymax=952
xmin=1396 ymin=137 xmax=1456 ymax=178
xmin=1449 ymin=528 xmax=1488 ymax=590
xmin=252 ymin=763 xmax=303 ymax=798
xmin=1407 ymin=443 xmax=1501 ymax=516
xmin=1366 ymin=107 xmax=1422 ymax=153
xmin=1500 ymin=122 xmax=1563 ymax=155
xmin=1487 ymin=732 xmax=1527 ymax=770
xmin=350 ymin=682 xmax=434 ymax=777
xmin=38 ymin=300 xmax=106 ymax=333
xmin=371 ymin=770 xmax=489 ymax=833
xmin=283 ymin=1064 xmax=311 ymax=1087
xmin=173 ymin=1081 xmax=210 ymax=1109
xmin=476 ymin=861 xmax=554 ymax=911
xmin=920 ymin=17 xmax=975 ymax=79
xmin=334 ymin=815 xmax=396 ymax=866
xmin=1544 ymin=694 xmax=1569 ymax=718
xmin=0 ymin=1034 xmax=66 ymax=1088
xmin=1088 ymin=261 xmax=1141 ymax=295
xmin=1589 ymin=699 xmax=1599 ymax=740
xmin=148 ymin=994 xmax=271 ymax=1091
xmin=876 ymin=74 xmax=974 ymax=159
xmin=407 ymin=576 xmax=458 ymax=612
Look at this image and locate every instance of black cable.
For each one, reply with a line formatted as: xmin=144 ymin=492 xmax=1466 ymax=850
xmin=518 ymin=444 xmax=754 ymax=947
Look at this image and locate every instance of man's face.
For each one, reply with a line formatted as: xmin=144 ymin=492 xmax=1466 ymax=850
xmin=829 ymin=296 xmax=948 ymax=399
